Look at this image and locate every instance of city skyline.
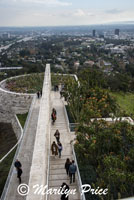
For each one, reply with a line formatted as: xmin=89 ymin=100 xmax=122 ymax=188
xmin=0 ymin=0 xmax=134 ymax=26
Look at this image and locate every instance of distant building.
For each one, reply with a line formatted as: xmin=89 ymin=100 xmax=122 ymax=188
xmin=84 ymin=60 xmax=94 ymax=67
xmin=92 ymin=30 xmax=96 ymax=37
xmin=99 ymin=34 xmax=104 ymax=38
xmin=2 ymin=33 xmax=10 ymax=39
xmin=115 ymin=29 xmax=120 ymax=36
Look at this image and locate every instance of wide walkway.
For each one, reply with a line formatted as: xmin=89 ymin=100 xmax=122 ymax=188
xmin=4 ymin=97 xmax=40 ymax=200
xmin=48 ymin=91 xmax=81 ymax=200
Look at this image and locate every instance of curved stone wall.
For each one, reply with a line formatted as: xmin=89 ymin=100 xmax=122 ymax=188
xmin=0 ymin=75 xmax=34 ymax=116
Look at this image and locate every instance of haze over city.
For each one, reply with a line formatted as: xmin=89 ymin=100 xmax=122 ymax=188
xmin=0 ymin=0 xmax=134 ymax=26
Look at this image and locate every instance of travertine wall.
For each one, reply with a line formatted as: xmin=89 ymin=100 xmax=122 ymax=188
xmin=0 ymin=76 xmax=34 ymax=115
xmin=0 ymin=75 xmax=34 ymax=141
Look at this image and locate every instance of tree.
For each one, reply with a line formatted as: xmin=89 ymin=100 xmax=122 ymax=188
xmin=75 ymin=121 xmax=134 ymax=199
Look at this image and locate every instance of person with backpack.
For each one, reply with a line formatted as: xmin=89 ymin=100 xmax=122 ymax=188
xmin=69 ymin=160 xmax=77 ymax=184
xmin=57 ymin=142 xmax=63 ymax=158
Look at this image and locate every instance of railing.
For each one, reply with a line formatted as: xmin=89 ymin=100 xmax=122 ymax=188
xmin=0 ymin=95 xmax=36 ymax=200
xmin=69 ymin=123 xmax=79 ymax=132
xmin=72 ymin=145 xmax=86 ymax=200
xmin=62 ymin=99 xmax=86 ymax=200
xmin=62 ymin=100 xmax=70 ymax=133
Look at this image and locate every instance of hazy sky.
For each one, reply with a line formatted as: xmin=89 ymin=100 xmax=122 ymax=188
xmin=0 ymin=0 xmax=134 ymax=26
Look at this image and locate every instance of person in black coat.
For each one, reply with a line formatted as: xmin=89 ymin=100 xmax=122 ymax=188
xmin=17 ymin=168 xmax=23 ymax=184
xmin=14 ymin=159 xmax=22 ymax=184
xmin=14 ymin=159 xmax=22 ymax=170
xmin=65 ymin=158 xmax=71 ymax=176
xmin=61 ymin=182 xmax=70 ymax=200
xmin=37 ymin=91 xmax=40 ymax=99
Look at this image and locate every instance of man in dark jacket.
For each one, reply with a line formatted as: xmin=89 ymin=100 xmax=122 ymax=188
xmin=61 ymin=182 xmax=70 ymax=200
xmin=69 ymin=160 xmax=77 ymax=184
xmin=14 ymin=159 xmax=22 ymax=184
xmin=17 ymin=168 xmax=23 ymax=184
xmin=14 ymin=159 xmax=22 ymax=170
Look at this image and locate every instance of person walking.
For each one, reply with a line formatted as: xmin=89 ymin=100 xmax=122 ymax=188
xmin=54 ymin=129 xmax=60 ymax=143
xmin=60 ymin=182 xmax=70 ymax=200
xmin=51 ymin=141 xmax=58 ymax=157
xmin=69 ymin=160 xmax=77 ymax=184
xmin=57 ymin=142 xmax=63 ymax=158
xmin=37 ymin=91 xmax=40 ymax=99
xmin=52 ymin=108 xmax=57 ymax=116
xmin=14 ymin=159 xmax=22 ymax=170
xmin=65 ymin=158 xmax=71 ymax=176
xmin=14 ymin=159 xmax=22 ymax=184
xmin=17 ymin=167 xmax=23 ymax=184
xmin=40 ymin=90 xmax=42 ymax=97
xmin=60 ymin=90 xmax=63 ymax=98
xmin=51 ymin=108 xmax=57 ymax=124
xmin=51 ymin=112 xmax=56 ymax=124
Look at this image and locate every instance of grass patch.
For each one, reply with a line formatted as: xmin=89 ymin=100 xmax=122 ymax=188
xmin=110 ymin=92 xmax=134 ymax=117
xmin=0 ymin=123 xmax=17 ymax=197
xmin=6 ymin=73 xmax=44 ymax=93
xmin=0 ymin=148 xmax=16 ymax=197
xmin=0 ymin=123 xmax=17 ymax=160
xmin=17 ymin=113 xmax=28 ymax=128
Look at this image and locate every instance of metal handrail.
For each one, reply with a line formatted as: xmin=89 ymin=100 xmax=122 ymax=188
xmin=72 ymin=145 xmax=86 ymax=200
xmin=69 ymin=123 xmax=79 ymax=132
xmin=62 ymin=99 xmax=70 ymax=133
xmin=0 ymin=95 xmax=36 ymax=200
xmin=62 ymin=98 xmax=86 ymax=200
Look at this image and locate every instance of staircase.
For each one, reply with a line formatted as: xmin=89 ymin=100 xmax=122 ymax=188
xmin=48 ymin=91 xmax=81 ymax=200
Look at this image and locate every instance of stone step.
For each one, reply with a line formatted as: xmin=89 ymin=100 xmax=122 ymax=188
xmin=49 ymin=185 xmax=79 ymax=190
xmin=50 ymin=155 xmax=73 ymax=161
xmin=50 ymin=159 xmax=70 ymax=165
xmin=51 ymin=153 xmax=73 ymax=160
xmin=50 ymin=164 xmax=65 ymax=170
xmin=49 ymin=169 xmax=66 ymax=174
xmin=49 ymin=179 xmax=78 ymax=187
xmin=49 ymin=192 xmax=80 ymax=200
xmin=52 ymin=125 xmax=67 ymax=128
xmin=51 ymin=127 xmax=68 ymax=130
xmin=49 ymin=174 xmax=70 ymax=180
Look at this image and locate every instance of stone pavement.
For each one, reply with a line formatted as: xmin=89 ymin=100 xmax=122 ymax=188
xmin=4 ymin=97 xmax=40 ymax=200
xmin=48 ymin=91 xmax=81 ymax=200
